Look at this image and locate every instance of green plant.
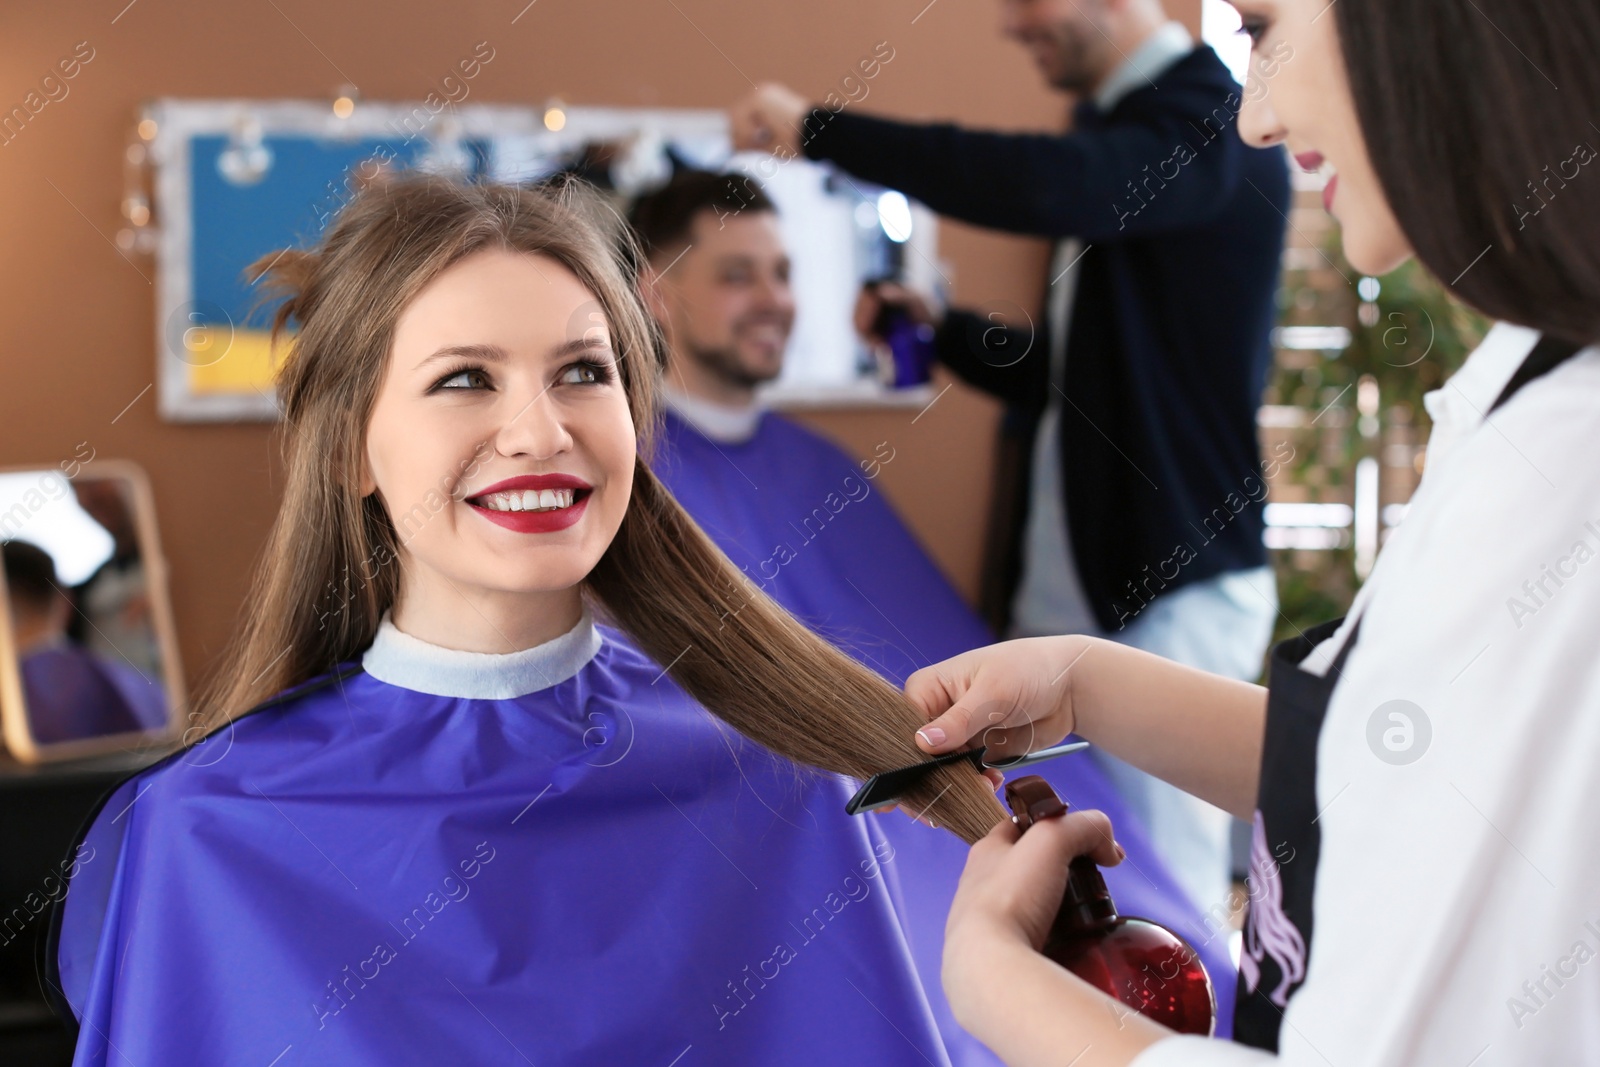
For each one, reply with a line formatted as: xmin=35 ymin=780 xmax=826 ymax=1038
xmin=1262 ymin=242 xmax=1491 ymax=660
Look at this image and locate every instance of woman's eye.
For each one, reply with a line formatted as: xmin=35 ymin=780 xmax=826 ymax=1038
xmin=435 ymin=367 xmax=489 ymax=391
xmin=1238 ymin=18 xmax=1268 ymax=45
xmin=560 ymin=360 xmax=614 ymax=386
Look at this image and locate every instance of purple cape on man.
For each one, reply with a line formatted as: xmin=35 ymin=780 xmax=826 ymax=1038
xmin=655 ymin=405 xmax=1238 ymax=1056
xmin=20 ymin=640 xmax=154 ymax=743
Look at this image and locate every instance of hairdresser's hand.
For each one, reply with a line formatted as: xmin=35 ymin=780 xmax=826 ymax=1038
xmin=905 ymin=636 xmax=1091 ymax=762
xmin=854 ymin=281 xmax=946 ymax=342
xmin=729 ymin=83 xmax=808 ymax=156
xmin=943 ymin=804 xmax=1123 ymax=1026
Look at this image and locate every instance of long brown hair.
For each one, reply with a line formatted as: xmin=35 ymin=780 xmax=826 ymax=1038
xmin=1335 ymin=0 xmax=1600 ymax=343
xmin=192 ymin=171 xmax=1003 ymax=843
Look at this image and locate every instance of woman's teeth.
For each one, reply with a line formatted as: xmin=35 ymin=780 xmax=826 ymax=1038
xmin=475 ymin=488 xmax=578 ymax=512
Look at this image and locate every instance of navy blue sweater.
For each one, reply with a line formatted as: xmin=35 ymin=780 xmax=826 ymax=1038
xmin=801 ymin=46 xmax=1290 ymax=633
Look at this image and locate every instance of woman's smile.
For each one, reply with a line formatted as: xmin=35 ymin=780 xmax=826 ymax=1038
xmin=1231 ymin=0 xmax=1411 ymax=272
xmin=464 ymin=471 xmax=594 ymax=533
xmin=1293 ymin=150 xmax=1339 ymax=214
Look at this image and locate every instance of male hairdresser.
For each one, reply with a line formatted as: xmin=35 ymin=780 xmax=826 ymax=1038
xmin=731 ymin=0 xmax=1291 ymax=912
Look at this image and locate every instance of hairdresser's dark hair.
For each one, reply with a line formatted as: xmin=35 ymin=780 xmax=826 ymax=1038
xmin=627 ymin=169 xmax=777 ymax=264
xmin=1335 ymin=2 xmax=1600 ymax=343
xmin=189 ymin=171 xmax=1002 ymax=843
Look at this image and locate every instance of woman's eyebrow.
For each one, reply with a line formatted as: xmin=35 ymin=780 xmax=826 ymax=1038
xmin=414 ymin=337 xmax=612 ymax=372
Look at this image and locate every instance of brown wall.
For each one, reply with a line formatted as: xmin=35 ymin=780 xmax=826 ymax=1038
xmin=0 ymin=0 xmax=1198 ymax=692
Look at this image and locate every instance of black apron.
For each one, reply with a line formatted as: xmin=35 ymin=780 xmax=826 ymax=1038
xmin=1232 ymin=333 xmax=1586 ymax=1050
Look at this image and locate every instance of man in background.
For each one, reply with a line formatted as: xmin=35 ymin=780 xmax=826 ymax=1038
xmin=731 ymin=0 xmax=1291 ymax=912
xmin=626 ymin=169 xmax=1238 ymax=1053
xmin=2 ymin=539 xmax=163 ymax=744
xmin=628 ymin=169 xmax=992 ymax=689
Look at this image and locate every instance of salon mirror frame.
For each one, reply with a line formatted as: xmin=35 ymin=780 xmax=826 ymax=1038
xmin=0 ymin=459 xmax=187 ymax=764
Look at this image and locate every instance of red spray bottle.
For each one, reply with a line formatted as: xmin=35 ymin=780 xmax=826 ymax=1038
xmin=1004 ymin=774 xmax=1216 ymax=1035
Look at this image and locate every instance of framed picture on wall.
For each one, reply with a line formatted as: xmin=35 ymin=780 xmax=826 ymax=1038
xmin=141 ymin=97 xmax=943 ymax=423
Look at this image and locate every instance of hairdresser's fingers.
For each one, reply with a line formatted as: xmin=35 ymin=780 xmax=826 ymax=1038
xmin=907 ymin=639 xmax=1077 ymax=756
xmin=908 ymin=693 xmax=977 ymax=752
xmin=907 ymin=659 xmax=1042 ymax=753
xmin=727 ymin=96 xmax=767 ymax=152
xmin=728 ymin=83 xmax=805 ymax=154
xmin=915 ymin=692 xmax=1024 ymax=754
xmin=1014 ymin=806 xmax=1123 ymax=870
xmin=883 ymin=283 xmax=942 ymax=328
xmin=963 ymin=808 xmax=1122 ymax=886
xmin=949 ymin=809 xmax=1122 ymax=952
xmin=972 ymin=722 xmax=1045 ymax=765
xmin=859 ymin=281 xmax=941 ymax=333
xmin=904 ymin=654 xmax=977 ymax=725
xmin=906 ymin=665 xmax=1024 ymax=753
xmin=907 ymin=653 xmax=1028 ymax=754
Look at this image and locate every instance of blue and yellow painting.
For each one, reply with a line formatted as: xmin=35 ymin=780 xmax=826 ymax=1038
xmin=177 ymin=133 xmax=486 ymax=401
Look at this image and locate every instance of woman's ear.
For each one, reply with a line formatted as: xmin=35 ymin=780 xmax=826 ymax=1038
xmin=355 ymin=447 xmax=377 ymax=498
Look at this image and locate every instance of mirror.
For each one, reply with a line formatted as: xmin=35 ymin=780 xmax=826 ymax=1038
xmin=141 ymin=99 xmax=941 ymax=421
xmin=0 ymin=460 xmax=185 ymax=763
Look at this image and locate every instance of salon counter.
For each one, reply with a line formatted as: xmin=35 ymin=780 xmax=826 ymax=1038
xmin=0 ymin=746 xmax=173 ymax=1065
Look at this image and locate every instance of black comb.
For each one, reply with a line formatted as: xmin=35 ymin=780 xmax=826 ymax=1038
xmin=845 ymin=740 xmax=1091 ymax=817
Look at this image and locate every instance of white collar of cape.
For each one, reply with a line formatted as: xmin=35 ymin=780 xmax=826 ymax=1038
xmin=361 ymin=602 xmax=604 ymax=699
xmin=660 ymin=381 xmax=765 ymax=444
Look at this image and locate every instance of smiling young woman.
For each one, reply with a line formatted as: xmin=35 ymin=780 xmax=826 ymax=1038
xmin=179 ymin=175 xmax=1002 ymax=839
xmin=41 ymin=173 xmax=1007 ymax=1066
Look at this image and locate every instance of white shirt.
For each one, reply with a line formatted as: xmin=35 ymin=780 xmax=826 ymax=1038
xmin=1132 ymin=322 xmax=1600 ymax=1065
xmin=1009 ymin=22 xmax=1195 ymax=639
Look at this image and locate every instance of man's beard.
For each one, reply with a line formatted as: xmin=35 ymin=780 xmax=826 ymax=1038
xmin=1037 ymin=26 xmax=1099 ymax=93
xmin=685 ymin=341 xmax=780 ymax=393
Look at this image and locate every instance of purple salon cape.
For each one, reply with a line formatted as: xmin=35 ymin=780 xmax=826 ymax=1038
xmin=655 ymin=407 xmax=1238 ymax=1053
xmin=51 ymin=607 xmax=959 ymax=1065
xmin=21 ymin=642 xmax=145 ymax=743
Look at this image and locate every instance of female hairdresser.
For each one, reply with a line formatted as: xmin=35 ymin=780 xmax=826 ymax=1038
xmin=902 ymin=1 xmax=1600 ymax=1064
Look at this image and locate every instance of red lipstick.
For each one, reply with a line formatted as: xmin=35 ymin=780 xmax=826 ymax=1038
xmin=1293 ymin=152 xmax=1337 ymax=213
xmin=465 ymin=473 xmax=593 ymax=534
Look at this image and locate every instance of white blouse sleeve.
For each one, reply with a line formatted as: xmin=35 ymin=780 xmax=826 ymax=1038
xmin=1137 ymin=346 xmax=1600 ymax=1066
